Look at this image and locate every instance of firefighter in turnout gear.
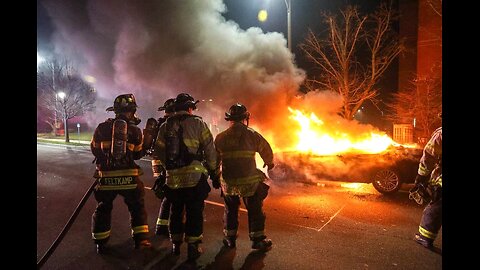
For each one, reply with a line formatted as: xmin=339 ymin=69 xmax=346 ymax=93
xmin=151 ymin=93 xmax=220 ymax=260
xmin=409 ymin=114 xmax=442 ymax=249
xmin=152 ymin=98 xmax=175 ymax=237
xmin=90 ymin=94 xmax=151 ymax=254
xmin=214 ymin=103 xmax=274 ymax=251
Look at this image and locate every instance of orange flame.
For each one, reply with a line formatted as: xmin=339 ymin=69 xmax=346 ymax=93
xmin=286 ymin=107 xmax=395 ymax=155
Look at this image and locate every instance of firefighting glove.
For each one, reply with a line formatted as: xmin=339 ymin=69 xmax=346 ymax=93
xmin=152 ymin=175 xmax=166 ymax=199
xmin=409 ymin=175 xmax=431 ymax=205
xmin=263 ymin=163 xmax=275 ymax=171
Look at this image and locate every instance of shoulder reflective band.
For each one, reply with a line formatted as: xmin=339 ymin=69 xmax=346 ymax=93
xmin=183 ymin=138 xmax=200 ymax=148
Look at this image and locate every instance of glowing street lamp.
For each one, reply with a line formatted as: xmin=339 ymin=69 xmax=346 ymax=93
xmin=262 ymin=0 xmax=292 ymax=51
xmin=57 ymin=92 xmax=66 ymax=100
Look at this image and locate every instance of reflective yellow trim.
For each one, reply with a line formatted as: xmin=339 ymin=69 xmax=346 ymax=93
xmin=201 ymin=128 xmax=211 ymax=141
xmin=249 ymin=231 xmax=265 ymax=238
xmin=152 ymin=160 xmax=163 ymax=166
xmin=419 ymin=226 xmax=436 ymax=239
xmin=97 ymin=169 xmax=143 ymax=177
xmin=225 ymin=174 xmax=262 ymax=185
xmin=168 ymin=164 xmax=208 ymax=176
xmin=157 ymin=218 xmax=169 ymax=226
xmin=221 ymin=151 xmax=256 ymax=159
xmin=101 ymin=141 xmax=111 ymax=149
xmin=185 ymin=234 xmax=203 ymax=243
xmin=92 ymin=230 xmax=111 ymax=240
xmin=418 ymin=164 xmax=429 ymax=176
xmin=98 ymin=184 xmax=138 ymax=190
xmin=132 ymin=225 xmax=149 ymax=235
xmin=184 ymin=138 xmax=199 ymax=148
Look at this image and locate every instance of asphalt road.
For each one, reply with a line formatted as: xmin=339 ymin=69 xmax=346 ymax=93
xmin=37 ymin=143 xmax=442 ymax=270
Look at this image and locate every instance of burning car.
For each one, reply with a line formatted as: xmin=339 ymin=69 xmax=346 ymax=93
xmin=269 ymin=146 xmax=422 ymax=194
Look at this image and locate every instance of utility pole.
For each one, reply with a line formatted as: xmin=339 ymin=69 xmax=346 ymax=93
xmin=285 ymin=0 xmax=291 ymax=51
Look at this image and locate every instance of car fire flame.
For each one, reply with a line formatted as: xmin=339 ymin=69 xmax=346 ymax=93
xmin=286 ymin=107 xmax=395 ymax=155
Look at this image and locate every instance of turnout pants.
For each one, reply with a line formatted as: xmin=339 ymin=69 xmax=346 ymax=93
xmin=156 ymin=197 xmax=171 ymax=227
xmin=91 ymin=178 xmax=149 ymax=244
xmin=165 ymin=175 xmax=211 ymax=244
xmin=223 ymin=182 xmax=269 ymax=240
xmin=418 ymin=187 xmax=442 ymax=241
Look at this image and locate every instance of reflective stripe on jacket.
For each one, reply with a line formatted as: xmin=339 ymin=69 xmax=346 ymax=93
xmin=90 ymin=117 xmax=144 ymax=186
xmin=152 ymin=111 xmax=217 ymax=189
xmin=215 ymin=122 xmax=273 ymax=197
xmin=418 ymin=127 xmax=442 ymax=187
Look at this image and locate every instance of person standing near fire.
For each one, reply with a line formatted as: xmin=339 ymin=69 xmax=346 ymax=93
xmin=147 ymin=98 xmax=176 ymax=237
xmin=214 ymin=103 xmax=274 ymax=251
xmin=90 ymin=94 xmax=151 ymax=254
xmin=409 ymin=113 xmax=442 ymax=249
xmin=151 ymin=93 xmax=220 ymax=260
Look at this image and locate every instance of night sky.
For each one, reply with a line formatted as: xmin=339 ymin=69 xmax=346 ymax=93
xmin=37 ymin=0 xmax=398 ymax=131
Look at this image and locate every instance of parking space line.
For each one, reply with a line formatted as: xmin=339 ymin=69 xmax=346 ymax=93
xmin=284 ymin=203 xmax=347 ymax=232
xmin=317 ymin=203 xmax=346 ymax=231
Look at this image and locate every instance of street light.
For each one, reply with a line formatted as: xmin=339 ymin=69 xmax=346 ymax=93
xmin=263 ymin=0 xmax=292 ymax=51
xmin=284 ymin=0 xmax=291 ymax=51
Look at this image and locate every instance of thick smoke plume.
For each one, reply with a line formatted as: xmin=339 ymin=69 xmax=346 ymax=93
xmin=41 ymin=0 xmax=305 ymax=139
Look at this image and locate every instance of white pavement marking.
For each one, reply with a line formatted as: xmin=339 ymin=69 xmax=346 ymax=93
xmin=285 ymin=203 xmax=347 ymax=232
xmin=144 ymin=186 xmax=247 ymax=212
xmin=317 ymin=203 xmax=346 ymax=231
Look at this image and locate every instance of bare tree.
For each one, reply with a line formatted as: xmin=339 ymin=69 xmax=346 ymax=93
xmin=386 ymin=63 xmax=441 ymax=142
xmin=299 ymin=2 xmax=405 ymax=120
xmin=37 ymin=57 xmax=96 ymax=142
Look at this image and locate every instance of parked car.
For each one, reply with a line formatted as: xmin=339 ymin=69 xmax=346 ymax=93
xmin=269 ymin=146 xmax=423 ymax=194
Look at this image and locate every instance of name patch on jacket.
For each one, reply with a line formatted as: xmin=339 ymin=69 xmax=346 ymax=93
xmin=100 ymin=176 xmax=134 ymax=186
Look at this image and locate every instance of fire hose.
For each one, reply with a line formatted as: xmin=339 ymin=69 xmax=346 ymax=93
xmin=37 ymin=179 xmax=98 ymax=269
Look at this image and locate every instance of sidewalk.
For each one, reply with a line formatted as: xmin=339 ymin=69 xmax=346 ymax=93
xmin=37 ymin=137 xmax=90 ymax=145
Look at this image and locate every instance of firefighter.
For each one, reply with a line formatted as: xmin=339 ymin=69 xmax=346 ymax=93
xmin=151 ymin=93 xmax=220 ymax=260
xmin=214 ymin=103 xmax=274 ymax=251
xmin=409 ymin=113 xmax=442 ymax=249
xmin=90 ymin=94 xmax=151 ymax=254
xmin=152 ymin=98 xmax=175 ymax=237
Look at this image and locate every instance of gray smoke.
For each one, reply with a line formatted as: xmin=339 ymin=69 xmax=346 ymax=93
xmin=41 ymin=0 xmax=305 ymax=136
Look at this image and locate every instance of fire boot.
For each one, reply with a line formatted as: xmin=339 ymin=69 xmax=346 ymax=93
xmin=414 ymin=233 xmax=433 ymax=249
xmin=155 ymin=225 xmax=169 ymax=237
xmin=172 ymin=241 xmax=182 ymax=255
xmin=135 ymin=239 xmax=152 ymax=249
xmin=187 ymin=241 xmax=203 ymax=260
xmin=223 ymin=236 xmax=236 ymax=248
xmin=251 ymin=236 xmax=272 ymax=251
